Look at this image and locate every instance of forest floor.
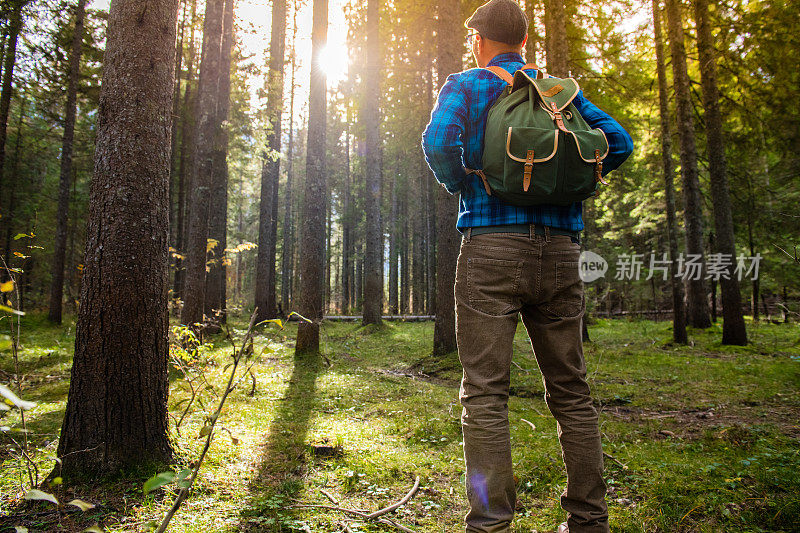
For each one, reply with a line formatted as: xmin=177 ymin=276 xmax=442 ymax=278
xmin=0 ymin=314 xmax=799 ymax=532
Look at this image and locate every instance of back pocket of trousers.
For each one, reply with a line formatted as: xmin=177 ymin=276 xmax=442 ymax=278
xmin=466 ymin=257 xmax=523 ymax=316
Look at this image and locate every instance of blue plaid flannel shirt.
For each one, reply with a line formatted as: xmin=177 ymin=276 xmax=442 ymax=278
xmin=422 ymin=52 xmax=634 ymax=232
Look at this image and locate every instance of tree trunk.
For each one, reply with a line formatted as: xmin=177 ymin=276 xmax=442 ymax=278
xmin=525 ymin=0 xmax=537 ymax=64
xmin=544 ymin=0 xmax=568 ymax=76
xmin=56 ymin=0 xmax=177 ymax=475
xmin=432 ymin=0 xmax=460 ymax=355
xmin=340 ymin=103 xmax=352 ymax=314
xmin=281 ymin=11 xmax=298 ymax=315
xmin=180 ymin=0 xmax=225 ymax=328
xmin=169 ymin=0 xmax=187 ymax=247
xmin=653 ymin=0 xmax=687 ymax=344
xmin=295 ymin=0 xmax=328 ymax=355
xmin=400 ymin=180 xmax=410 ymax=314
xmin=388 ymin=165 xmax=398 ymax=314
xmin=362 ymin=0 xmax=383 ymax=325
xmin=412 ymin=157 xmax=425 ymax=314
xmin=665 ymin=0 xmax=711 ymax=328
xmin=0 ymin=0 xmax=23 ymax=249
xmin=3 ymin=95 xmax=25 ymax=271
xmin=694 ymin=0 xmax=746 ymax=344
xmin=48 ymin=0 xmax=87 ymax=324
xmin=255 ymin=0 xmax=287 ymax=321
xmin=204 ymin=0 xmax=235 ymax=322
xmin=173 ymin=0 xmax=199 ymax=303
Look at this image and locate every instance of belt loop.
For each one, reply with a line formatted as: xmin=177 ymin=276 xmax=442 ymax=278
xmin=544 ymin=225 xmax=551 ymax=243
xmin=465 ymin=227 xmax=472 ymax=243
xmin=529 ymin=223 xmax=535 ymax=241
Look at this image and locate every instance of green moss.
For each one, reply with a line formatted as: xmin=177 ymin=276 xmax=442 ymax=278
xmin=1 ymin=314 xmax=798 ymax=532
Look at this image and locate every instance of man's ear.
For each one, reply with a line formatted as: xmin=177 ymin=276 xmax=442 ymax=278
xmin=520 ymin=35 xmax=528 ymax=52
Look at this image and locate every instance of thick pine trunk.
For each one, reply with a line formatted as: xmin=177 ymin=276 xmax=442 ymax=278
xmin=48 ymin=0 xmax=87 ymax=324
xmin=544 ymin=0 xmax=568 ymax=76
xmin=432 ymin=0 xmax=460 ymax=355
xmin=295 ymin=0 xmax=328 ymax=354
xmin=653 ymin=0 xmax=688 ymax=344
xmin=255 ymin=0 xmax=287 ymax=321
xmin=362 ymin=0 xmax=383 ymax=325
xmin=55 ymin=0 xmax=177 ymax=475
xmin=665 ymin=0 xmax=711 ymax=328
xmin=694 ymin=0 xmax=746 ymax=344
xmin=180 ymin=0 xmax=225 ymax=328
xmin=204 ymin=0 xmax=235 ymax=322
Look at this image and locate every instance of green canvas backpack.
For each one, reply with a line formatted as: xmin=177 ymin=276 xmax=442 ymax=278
xmin=467 ymin=66 xmax=610 ymax=206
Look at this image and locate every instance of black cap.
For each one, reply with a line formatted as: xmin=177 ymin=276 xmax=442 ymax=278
xmin=465 ymin=0 xmax=528 ymax=45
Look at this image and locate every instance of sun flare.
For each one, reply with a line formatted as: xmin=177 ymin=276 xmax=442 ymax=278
xmin=317 ymin=43 xmax=351 ymax=85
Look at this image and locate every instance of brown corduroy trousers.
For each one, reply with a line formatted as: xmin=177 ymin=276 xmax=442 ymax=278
xmin=454 ymin=229 xmax=609 ymax=533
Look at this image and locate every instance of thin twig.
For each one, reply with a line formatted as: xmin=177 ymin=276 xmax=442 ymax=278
xmin=320 ymin=488 xmax=340 ymax=504
xmin=378 ymin=517 xmax=415 ymax=532
xmin=154 ymin=310 xmax=260 ymax=533
xmin=603 ymin=451 xmax=629 ymax=470
xmin=520 ymin=418 xmax=536 ymax=431
xmin=511 ymin=361 xmax=530 ymax=373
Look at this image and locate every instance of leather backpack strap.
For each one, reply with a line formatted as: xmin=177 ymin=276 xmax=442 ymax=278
xmin=483 ymin=66 xmax=513 ymax=85
xmin=520 ymin=62 xmax=546 ymax=79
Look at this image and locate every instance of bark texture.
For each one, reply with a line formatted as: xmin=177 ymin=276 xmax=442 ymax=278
xmin=653 ymin=0 xmax=688 ymax=344
xmin=362 ymin=0 xmax=383 ymax=325
xmin=665 ymin=0 xmax=711 ymax=328
xmin=255 ymin=0 xmax=287 ymax=321
xmin=295 ymin=0 xmax=328 ymax=354
xmin=0 ymin=0 xmax=23 ymax=252
xmin=205 ymin=0 xmax=235 ymax=321
xmin=56 ymin=0 xmax=178 ymax=474
xmin=48 ymin=0 xmax=87 ymax=324
xmin=180 ymin=0 xmax=225 ymax=327
xmin=694 ymin=0 xmax=747 ymax=344
xmin=281 ymin=16 xmax=298 ymax=315
xmin=544 ymin=0 xmax=568 ymax=76
xmin=432 ymin=0 xmax=460 ymax=355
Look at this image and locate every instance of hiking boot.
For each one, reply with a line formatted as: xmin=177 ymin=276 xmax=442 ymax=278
xmin=557 ymin=523 xmax=569 ymax=533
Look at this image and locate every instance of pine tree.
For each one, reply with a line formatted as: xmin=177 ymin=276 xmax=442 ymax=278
xmin=665 ymin=0 xmax=711 ymax=328
xmin=48 ymin=0 xmax=87 ymax=324
xmin=694 ymin=0 xmax=746 ymax=344
xmin=181 ymin=0 xmax=226 ymax=328
xmin=295 ymin=0 xmax=328 ymax=354
xmin=432 ymin=0 xmax=460 ymax=355
xmin=55 ymin=0 xmax=178 ymax=474
xmin=653 ymin=0 xmax=687 ymax=344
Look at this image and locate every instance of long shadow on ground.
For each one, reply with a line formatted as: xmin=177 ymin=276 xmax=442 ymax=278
xmin=238 ymin=353 xmax=324 ymax=532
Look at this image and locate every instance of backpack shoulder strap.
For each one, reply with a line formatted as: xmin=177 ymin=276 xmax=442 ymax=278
xmin=520 ymin=62 xmax=545 ymax=79
xmin=483 ymin=66 xmax=513 ymax=85
xmin=484 ymin=63 xmax=545 ymax=85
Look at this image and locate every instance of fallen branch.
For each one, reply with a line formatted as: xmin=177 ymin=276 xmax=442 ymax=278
xmin=290 ymin=476 xmax=421 ymax=532
xmin=603 ymin=451 xmax=629 ymax=470
xmin=320 ymin=488 xmax=340 ymax=504
xmin=366 ymin=476 xmax=420 ymax=519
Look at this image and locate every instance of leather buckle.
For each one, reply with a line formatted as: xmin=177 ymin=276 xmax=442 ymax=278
xmin=594 ymin=148 xmax=607 ymax=185
xmin=550 ymin=101 xmax=568 ymax=132
xmin=524 ymin=150 xmax=534 ymax=192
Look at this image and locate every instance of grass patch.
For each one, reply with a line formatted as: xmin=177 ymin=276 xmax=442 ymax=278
xmin=1 ymin=314 xmax=799 ymax=532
